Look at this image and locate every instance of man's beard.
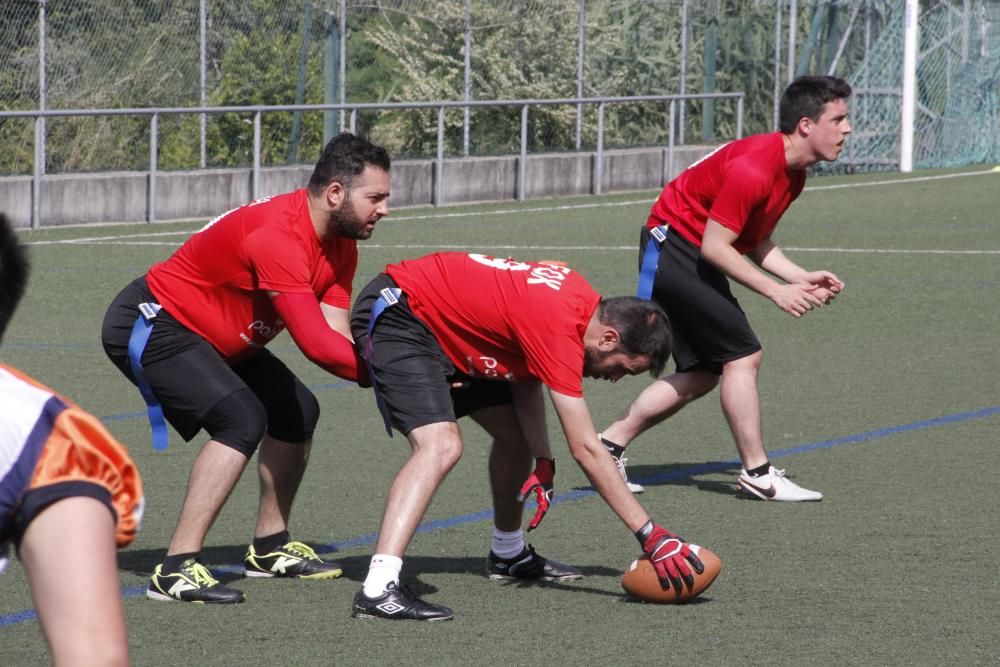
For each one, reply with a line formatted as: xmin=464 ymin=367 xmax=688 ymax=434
xmin=582 ymin=344 xmax=610 ymax=377
xmin=326 ymin=196 xmax=371 ymax=240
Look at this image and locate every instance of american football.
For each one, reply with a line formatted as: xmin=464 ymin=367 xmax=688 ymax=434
xmin=621 ymin=544 xmax=722 ymax=604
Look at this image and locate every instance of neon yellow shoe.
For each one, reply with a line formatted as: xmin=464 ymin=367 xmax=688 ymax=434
xmin=147 ymin=558 xmax=245 ymax=604
xmin=244 ymin=540 xmax=343 ymax=579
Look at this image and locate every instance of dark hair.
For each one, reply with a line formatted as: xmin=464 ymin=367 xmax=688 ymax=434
xmin=307 ymin=132 xmax=391 ymax=196
xmin=778 ymin=75 xmax=852 ymax=134
xmin=0 ymin=214 xmax=30 ymax=341
xmin=597 ymin=296 xmax=672 ymax=376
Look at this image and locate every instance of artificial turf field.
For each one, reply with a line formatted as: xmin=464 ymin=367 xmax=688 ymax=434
xmin=2 ymin=166 xmax=998 ymax=665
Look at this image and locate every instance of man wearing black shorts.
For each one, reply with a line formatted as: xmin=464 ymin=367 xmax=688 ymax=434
xmin=600 ymin=75 xmax=850 ymax=501
xmin=348 ymin=252 xmax=711 ymax=621
xmin=101 ymin=133 xmax=390 ymax=603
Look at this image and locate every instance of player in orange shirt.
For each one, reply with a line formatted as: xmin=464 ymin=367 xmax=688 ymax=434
xmin=0 ymin=214 xmax=144 ymax=666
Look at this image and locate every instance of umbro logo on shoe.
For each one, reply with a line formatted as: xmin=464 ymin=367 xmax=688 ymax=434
xmin=376 ymin=601 xmax=406 ymax=615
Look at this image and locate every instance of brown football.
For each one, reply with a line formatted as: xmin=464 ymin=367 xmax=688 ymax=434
xmin=621 ymin=544 xmax=722 ymax=604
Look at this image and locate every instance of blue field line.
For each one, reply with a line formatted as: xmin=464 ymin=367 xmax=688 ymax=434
xmin=2 ymin=404 xmax=997 ymax=629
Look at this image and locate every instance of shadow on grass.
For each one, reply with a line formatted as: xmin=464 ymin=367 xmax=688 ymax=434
xmin=117 ymin=550 xmax=625 ymax=598
xmin=571 ymin=460 xmax=741 ymax=496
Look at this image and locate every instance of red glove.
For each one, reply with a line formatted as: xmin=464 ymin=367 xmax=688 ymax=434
xmin=517 ymin=458 xmax=555 ymax=532
xmin=636 ymin=521 xmax=704 ymax=591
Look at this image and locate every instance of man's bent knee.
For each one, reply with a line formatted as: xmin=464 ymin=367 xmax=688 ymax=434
xmin=407 ymin=422 xmax=464 ymax=471
xmin=202 ymin=389 xmax=268 ymax=457
xmin=722 ymin=350 xmax=763 ymax=374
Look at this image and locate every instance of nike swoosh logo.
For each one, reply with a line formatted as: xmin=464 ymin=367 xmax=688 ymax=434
xmin=741 ymin=478 xmax=777 ymax=498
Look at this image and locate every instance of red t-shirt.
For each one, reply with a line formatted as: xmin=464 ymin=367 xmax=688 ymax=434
xmin=386 ymin=252 xmax=601 ymax=397
xmin=146 ymin=189 xmax=357 ymax=361
xmin=647 ymin=132 xmax=806 ymax=254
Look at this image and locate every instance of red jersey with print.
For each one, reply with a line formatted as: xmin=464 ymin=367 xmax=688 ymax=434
xmin=647 ymin=132 xmax=806 ymax=254
xmin=386 ymin=252 xmax=601 ymax=397
xmin=146 ymin=189 xmax=357 ymax=361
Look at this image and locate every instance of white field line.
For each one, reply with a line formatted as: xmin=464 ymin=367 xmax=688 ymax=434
xmin=53 ymin=241 xmax=1000 ymax=255
xmin=22 ymin=167 xmax=998 ymax=248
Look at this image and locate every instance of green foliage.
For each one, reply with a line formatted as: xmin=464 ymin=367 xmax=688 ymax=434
xmin=1 ymin=0 xmax=994 ymax=174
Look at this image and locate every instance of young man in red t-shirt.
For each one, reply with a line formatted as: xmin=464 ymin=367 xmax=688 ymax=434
xmin=101 ymin=133 xmax=390 ymax=604
xmin=349 ymin=252 xmax=710 ymax=620
xmin=601 ymin=75 xmax=851 ymax=501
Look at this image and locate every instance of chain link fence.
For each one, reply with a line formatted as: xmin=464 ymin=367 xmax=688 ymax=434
xmin=2 ymin=0 xmax=997 ymax=176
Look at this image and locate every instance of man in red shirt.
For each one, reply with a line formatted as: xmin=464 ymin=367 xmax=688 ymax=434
xmin=602 ymin=75 xmax=851 ymax=501
xmin=349 ymin=252 xmax=709 ymax=620
xmin=101 ymin=133 xmax=390 ymax=604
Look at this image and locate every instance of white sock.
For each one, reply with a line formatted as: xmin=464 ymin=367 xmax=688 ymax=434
xmin=491 ymin=527 xmax=525 ymax=559
xmin=363 ymin=554 xmax=402 ymax=598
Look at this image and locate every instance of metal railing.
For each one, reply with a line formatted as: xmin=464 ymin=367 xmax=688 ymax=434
xmin=1 ymin=92 xmax=744 ymax=228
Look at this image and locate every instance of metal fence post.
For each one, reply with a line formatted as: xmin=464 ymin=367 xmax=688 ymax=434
xmin=667 ymin=100 xmax=675 ymax=184
xmin=149 ymin=113 xmax=158 ymax=223
xmin=575 ymin=0 xmax=585 ymax=150
xmin=773 ymin=0 xmax=783 ymax=131
xmin=595 ymin=102 xmax=605 ymax=195
xmin=788 ymin=0 xmax=798 ymax=84
xmin=435 ymin=106 xmax=445 ymax=206
xmin=518 ymin=104 xmax=528 ymax=201
xmin=736 ymin=95 xmax=744 ymax=139
xmin=339 ymin=0 xmax=347 ymax=132
xmin=32 ymin=116 xmax=42 ymax=229
xmin=38 ymin=0 xmax=47 ymax=183
xmin=678 ymin=0 xmax=688 ymax=146
xmin=252 ymin=111 xmax=261 ymax=199
xmin=463 ymin=0 xmax=471 ymax=157
xmin=199 ymin=0 xmax=207 ymax=168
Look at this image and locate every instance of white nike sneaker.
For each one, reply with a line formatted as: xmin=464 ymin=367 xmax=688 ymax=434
xmin=736 ymin=466 xmax=822 ymax=502
xmin=613 ymin=454 xmax=645 ymax=494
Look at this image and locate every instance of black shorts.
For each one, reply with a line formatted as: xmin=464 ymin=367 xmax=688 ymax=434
xmin=351 ymin=274 xmax=513 ymax=436
xmin=101 ymin=277 xmax=319 ymax=443
xmin=640 ymin=226 xmax=761 ymax=374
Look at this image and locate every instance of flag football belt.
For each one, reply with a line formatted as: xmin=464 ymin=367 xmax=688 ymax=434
xmin=636 ymin=225 xmax=669 ymax=300
xmin=127 ymin=301 xmax=169 ymax=451
xmin=364 ymin=287 xmax=403 ymax=437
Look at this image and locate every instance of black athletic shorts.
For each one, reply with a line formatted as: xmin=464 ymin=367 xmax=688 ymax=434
xmin=101 ymin=276 xmax=319 ymax=443
xmin=640 ymin=226 xmax=761 ymax=374
xmin=351 ymin=274 xmax=513 ymax=436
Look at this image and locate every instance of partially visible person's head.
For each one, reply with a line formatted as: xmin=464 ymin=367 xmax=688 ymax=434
xmin=779 ymin=75 xmax=852 ymax=134
xmin=0 ymin=214 xmax=30 ymax=343
xmin=583 ymin=297 xmax=672 ymax=381
xmin=309 ymin=133 xmax=392 ymax=241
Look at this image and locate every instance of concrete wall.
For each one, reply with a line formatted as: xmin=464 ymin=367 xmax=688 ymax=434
xmin=0 ymin=144 xmax=716 ymax=229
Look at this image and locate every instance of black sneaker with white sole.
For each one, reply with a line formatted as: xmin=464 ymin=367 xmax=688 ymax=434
xmin=351 ymin=582 xmax=454 ymax=621
xmin=486 ymin=544 xmax=582 ymax=581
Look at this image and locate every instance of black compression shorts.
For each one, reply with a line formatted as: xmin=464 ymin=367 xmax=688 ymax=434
xmin=640 ymin=226 xmax=761 ymax=374
xmin=101 ymin=277 xmax=320 ymax=446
